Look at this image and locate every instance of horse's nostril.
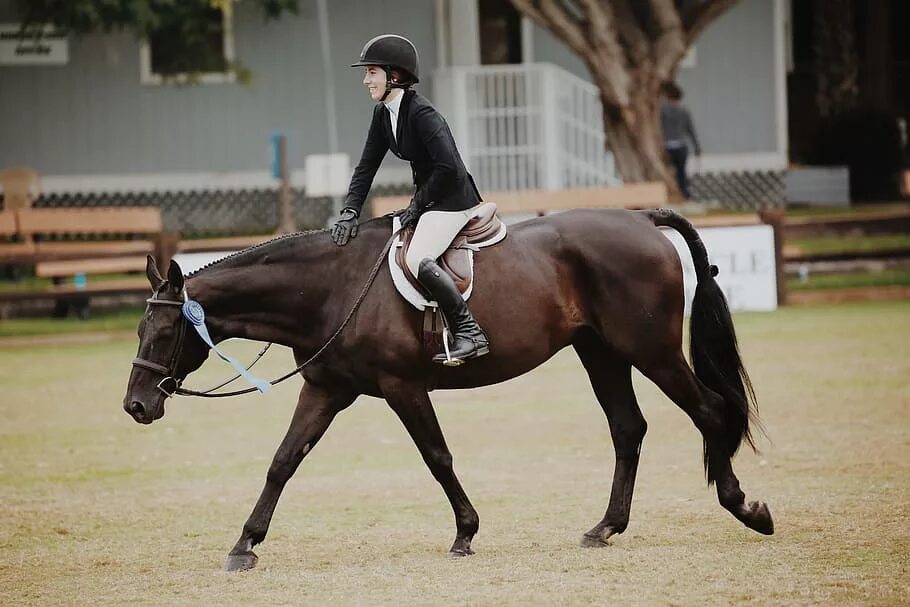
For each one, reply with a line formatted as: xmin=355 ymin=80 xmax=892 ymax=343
xmin=127 ymin=401 xmax=145 ymax=416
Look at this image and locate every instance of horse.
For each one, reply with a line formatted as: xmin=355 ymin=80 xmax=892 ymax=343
xmin=123 ymin=207 xmax=773 ymax=572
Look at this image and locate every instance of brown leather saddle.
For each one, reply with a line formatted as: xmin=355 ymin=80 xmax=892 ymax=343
xmin=394 ymin=202 xmax=504 ymax=295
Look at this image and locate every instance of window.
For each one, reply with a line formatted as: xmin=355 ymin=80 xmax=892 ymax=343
xmin=139 ymin=5 xmax=235 ymax=85
xmin=479 ymin=0 xmax=523 ymax=65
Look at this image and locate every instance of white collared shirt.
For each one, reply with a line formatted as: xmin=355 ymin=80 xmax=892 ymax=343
xmin=384 ymin=89 xmax=404 ymax=143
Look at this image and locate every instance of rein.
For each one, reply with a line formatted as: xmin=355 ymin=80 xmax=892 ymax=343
xmin=135 ymin=231 xmax=397 ymax=399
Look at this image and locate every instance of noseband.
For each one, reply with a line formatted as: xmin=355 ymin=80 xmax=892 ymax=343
xmin=131 ymin=294 xmax=187 ymax=398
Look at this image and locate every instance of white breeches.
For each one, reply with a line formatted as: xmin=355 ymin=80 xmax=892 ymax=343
xmin=405 ymin=208 xmax=476 ymax=277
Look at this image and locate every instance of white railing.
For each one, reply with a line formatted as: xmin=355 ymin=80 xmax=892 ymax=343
xmin=432 ymin=63 xmax=620 ymax=192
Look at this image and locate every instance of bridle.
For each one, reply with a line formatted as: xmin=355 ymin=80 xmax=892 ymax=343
xmin=130 ymin=230 xmax=397 ymax=399
xmin=131 ymin=294 xmax=188 ymax=398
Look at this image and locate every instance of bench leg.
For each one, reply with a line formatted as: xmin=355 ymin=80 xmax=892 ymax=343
xmin=52 ymin=299 xmax=69 ymax=318
xmin=74 ymin=297 xmax=90 ymax=320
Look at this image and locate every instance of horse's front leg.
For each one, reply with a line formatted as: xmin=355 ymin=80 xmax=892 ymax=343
xmin=379 ymin=374 xmax=479 ymax=557
xmin=225 ymin=382 xmax=356 ymax=572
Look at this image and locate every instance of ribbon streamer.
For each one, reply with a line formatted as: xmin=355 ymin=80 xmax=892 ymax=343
xmin=182 ymin=300 xmax=271 ymax=394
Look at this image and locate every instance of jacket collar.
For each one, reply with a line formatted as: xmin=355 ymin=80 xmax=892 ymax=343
xmin=384 ymin=89 xmax=414 ymax=153
xmin=383 ymin=88 xmax=404 ymax=116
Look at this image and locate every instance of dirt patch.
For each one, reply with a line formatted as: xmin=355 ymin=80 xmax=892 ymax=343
xmin=1 ymin=301 xmax=908 ymax=606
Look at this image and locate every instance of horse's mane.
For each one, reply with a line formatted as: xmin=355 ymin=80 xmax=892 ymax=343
xmin=185 ymin=216 xmax=392 ymax=278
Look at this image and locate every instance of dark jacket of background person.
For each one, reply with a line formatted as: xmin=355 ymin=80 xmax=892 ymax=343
xmin=660 ymin=102 xmax=701 ymax=156
xmin=661 ymin=95 xmax=701 ymax=199
xmin=343 ymin=89 xmax=482 ymax=215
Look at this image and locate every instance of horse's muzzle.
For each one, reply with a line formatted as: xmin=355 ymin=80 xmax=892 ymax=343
xmin=123 ymin=398 xmax=161 ymax=424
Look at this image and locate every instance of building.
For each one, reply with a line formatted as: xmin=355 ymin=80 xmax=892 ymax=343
xmin=0 ymin=0 xmax=788 ymax=232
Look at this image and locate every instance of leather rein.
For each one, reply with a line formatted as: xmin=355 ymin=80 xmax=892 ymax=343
xmin=131 ymin=231 xmax=396 ymax=399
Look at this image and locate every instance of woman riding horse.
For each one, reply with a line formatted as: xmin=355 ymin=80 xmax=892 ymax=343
xmin=330 ymin=34 xmax=489 ymax=365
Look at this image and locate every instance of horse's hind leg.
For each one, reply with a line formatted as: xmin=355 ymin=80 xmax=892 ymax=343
xmin=225 ymin=382 xmax=357 ymax=572
xmin=642 ymin=354 xmax=773 ymax=535
xmin=573 ymin=330 xmax=648 ymax=547
xmin=379 ymin=375 xmax=479 ymax=557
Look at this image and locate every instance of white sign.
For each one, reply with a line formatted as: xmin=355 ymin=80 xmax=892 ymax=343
xmin=172 ymin=252 xmax=233 ymax=276
xmin=305 ymin=153 xmax=350 ymax=197
xmin=662 ymin=224 xmax=777 ymax=312
xmin=0 ymin=24 xmax=69 ymax=65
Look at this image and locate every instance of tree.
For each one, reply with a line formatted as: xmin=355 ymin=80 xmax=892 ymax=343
xmin=508 ymin=0 xmax=738 ymax=197
xmin=16 ymin=0 xmax=299 ymax=80
xmin=813 ymin=0 xmax=859 ymax=118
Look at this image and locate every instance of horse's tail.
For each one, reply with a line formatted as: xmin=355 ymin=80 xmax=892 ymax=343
xmin=642 ymin=208 xmax=760 ymax=481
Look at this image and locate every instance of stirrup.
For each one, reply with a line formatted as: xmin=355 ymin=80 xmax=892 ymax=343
xmin=440 ymin=327 xmax=463 ymax=367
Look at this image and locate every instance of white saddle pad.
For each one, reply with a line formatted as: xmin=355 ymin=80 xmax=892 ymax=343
xmin=388 ymin=214 xmax=507 ymax=311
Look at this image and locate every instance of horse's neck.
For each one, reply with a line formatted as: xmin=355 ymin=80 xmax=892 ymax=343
xmin=186 ymin=243 xmax=338 ymax=349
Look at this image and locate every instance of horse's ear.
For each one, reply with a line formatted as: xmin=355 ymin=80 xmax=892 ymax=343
xmin=146 ymin=255 xmax=165 ymax=290
xmin=167 ymin=259 xmax=185 ymax=292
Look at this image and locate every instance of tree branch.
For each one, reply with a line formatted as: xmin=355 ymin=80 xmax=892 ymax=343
xmin=510 ymin=0 xmax=631 ymax=109
xmin=576 ymin=0 xmax=632 ymax=104
xmin=682 ymin=0 xmax=740 ymax=45
xmin=611 ymin=0 xmax=651 ymax=66
xmin=648 ymin=0 xmax=688 ymax=81
xmin=509 ymin=0 xmax=589 ymax=59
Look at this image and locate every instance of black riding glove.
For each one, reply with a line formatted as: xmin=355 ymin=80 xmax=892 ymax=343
xmin=331 ymin=207 xmax=360 ymax=246
xmin=397 ymin=198 xmax=422 ymax=230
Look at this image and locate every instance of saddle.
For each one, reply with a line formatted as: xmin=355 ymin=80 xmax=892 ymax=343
xmin=389 ymin=202 xmax=507 ymax=311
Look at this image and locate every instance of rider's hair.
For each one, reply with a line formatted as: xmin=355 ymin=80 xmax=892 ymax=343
xmin=389 ymin=67 xmax=415 ymax=87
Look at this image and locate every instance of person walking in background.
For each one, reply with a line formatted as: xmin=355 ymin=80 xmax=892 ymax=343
xmin=660 ymin=81 xmax=701 ymax=200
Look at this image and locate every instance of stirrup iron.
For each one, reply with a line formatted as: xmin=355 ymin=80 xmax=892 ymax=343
xmin=441 ymin=327 xmax=464 ymax=367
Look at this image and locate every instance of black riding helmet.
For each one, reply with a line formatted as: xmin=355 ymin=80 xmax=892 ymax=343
xmin=352 ymin=34 xmax=419 ymax=101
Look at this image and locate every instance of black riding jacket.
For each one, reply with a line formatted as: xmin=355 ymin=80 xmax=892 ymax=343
xmin=343 ymin=89 xmax=482 ymax=216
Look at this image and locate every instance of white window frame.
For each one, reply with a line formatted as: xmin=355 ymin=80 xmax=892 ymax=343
xmin=139 ymin=8 xmax=236 ymax=85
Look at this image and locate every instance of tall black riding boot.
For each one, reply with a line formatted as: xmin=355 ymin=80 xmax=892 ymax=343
xmin=417 ymin=258 xmax=490 ymax=365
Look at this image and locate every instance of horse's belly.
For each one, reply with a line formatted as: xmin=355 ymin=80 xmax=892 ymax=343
xmin=434 ymin=226 xmax=581 ymax=389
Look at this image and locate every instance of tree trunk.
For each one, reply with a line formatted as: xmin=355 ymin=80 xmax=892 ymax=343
xmin=600 ymin=90 xmax=682 ymax=200
xmin=508 ymin=0 xmax=736 ymax=199
xmin=863 ymin=0 xmax=892 ymax=112
xmin=814 ymin=0 xmax=859 ymax=117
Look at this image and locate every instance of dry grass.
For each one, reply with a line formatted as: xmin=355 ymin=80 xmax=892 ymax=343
xmin=1 ymin=301 xmax=908 ymax=606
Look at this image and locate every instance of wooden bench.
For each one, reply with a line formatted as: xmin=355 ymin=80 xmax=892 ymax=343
xmin=177 ymin=234 xmax=271 ymax=254
xmin=0 ymin=211 xmax=35 ymax=262
xmin=370 ymin=182 xmax=670 ymax=217
xmin=0 ymin=207 xmax=173 ymax=318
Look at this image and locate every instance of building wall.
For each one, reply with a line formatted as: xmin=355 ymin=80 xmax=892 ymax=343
xmin=0 ymin=0 xmax=782 ymax=188
xmin=0 ymin=0 xmax=434 ymax=184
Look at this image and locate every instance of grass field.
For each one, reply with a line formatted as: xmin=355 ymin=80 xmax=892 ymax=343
xmin=1 ymin=301 xmax=908 ymax=606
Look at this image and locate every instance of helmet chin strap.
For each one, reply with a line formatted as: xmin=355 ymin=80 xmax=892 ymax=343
xmin=380 ymin=65 xmax=409 ymax=101
xmin=380 ymin=66 xmax=394 ymax=101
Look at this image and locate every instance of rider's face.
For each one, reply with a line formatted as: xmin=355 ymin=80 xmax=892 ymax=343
xmin=363 ymin=66 xmax=387 ymax=101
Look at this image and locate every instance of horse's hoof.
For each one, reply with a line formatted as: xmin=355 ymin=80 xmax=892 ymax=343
xmin=744 ymin=501 xmax=774 ymax=535
xmin=224 ymin=551 xmax=258 ymax=572
xmin=581 ymin=524 xmax=619 ymax=547
xmin=447 ymin=547 xmax=475 ymax=558
xmin=580 ymin=533 xmax=610 ymax=548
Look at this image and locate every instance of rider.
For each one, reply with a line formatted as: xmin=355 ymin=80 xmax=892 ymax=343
xmin=331 ymin=34 xmax=489 ymax=365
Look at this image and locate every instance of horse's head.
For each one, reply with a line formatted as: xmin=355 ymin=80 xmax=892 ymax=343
xmin=123 ymin=257 xmax=210 ymax=424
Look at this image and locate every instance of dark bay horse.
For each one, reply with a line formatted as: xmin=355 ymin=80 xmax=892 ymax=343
xmin=123 ymin=208 xmax=773 ymax=571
